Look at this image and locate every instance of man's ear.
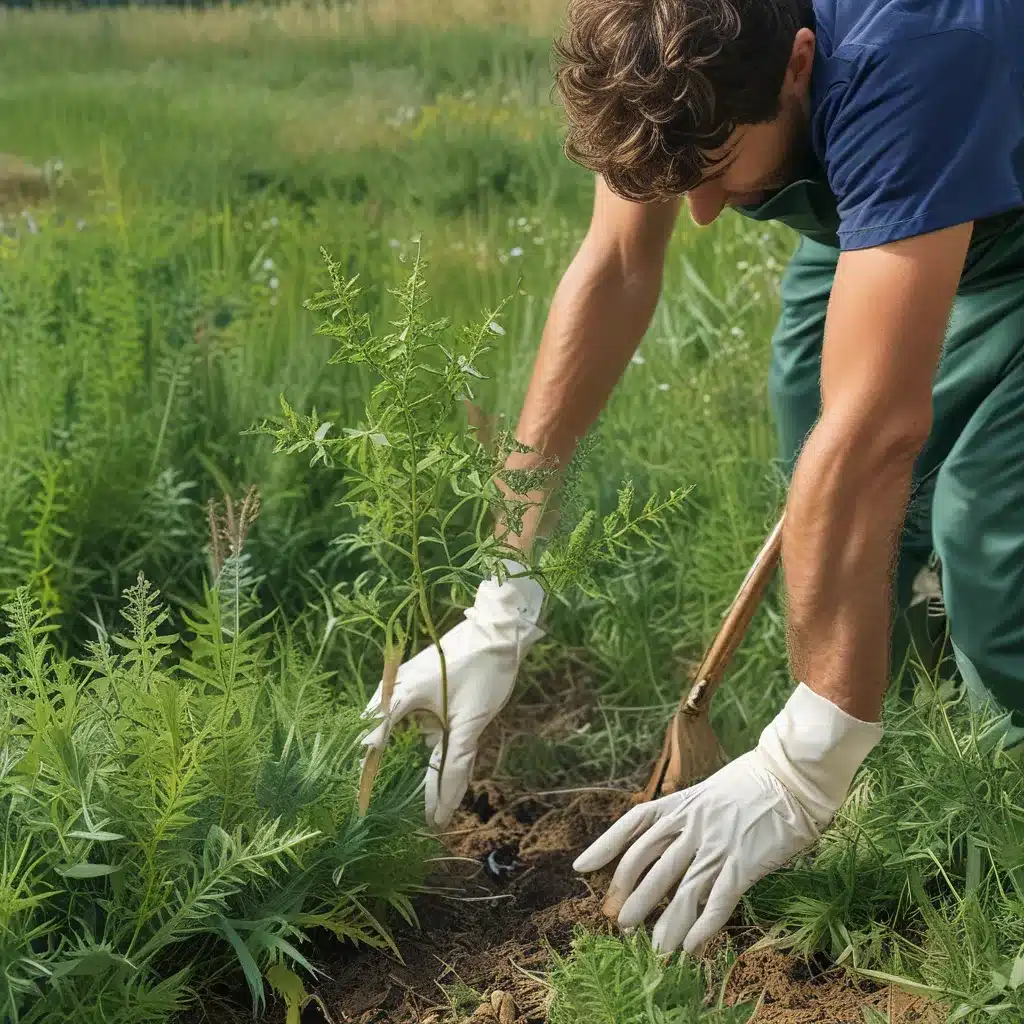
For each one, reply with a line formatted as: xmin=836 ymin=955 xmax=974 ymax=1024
xmin=785 ymin=27 xmax=816 ymax=94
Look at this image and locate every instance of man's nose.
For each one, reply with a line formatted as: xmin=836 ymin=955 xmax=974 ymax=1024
xmin=685 ymin=183 xmax=726 ymax=226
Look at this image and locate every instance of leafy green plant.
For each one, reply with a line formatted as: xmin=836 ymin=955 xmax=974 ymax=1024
xmin=252 ymin=241 xmax=687 ymax=800
xmin=0 ymin=574 xmax=430 ymax=1024
xmin=546 ymin=927 xmax=755 ymax=1024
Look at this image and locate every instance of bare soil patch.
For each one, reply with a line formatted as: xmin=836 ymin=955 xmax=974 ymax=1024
xmin=273 ymin=779 xmax=943 ymax=1024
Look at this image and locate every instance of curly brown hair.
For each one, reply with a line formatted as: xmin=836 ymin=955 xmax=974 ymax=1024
xmin=551 ymin=0 xmax=812 ymax=202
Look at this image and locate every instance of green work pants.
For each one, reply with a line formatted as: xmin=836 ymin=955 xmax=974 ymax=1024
xmin=768 ymin=231 xmax=1024 ymax=740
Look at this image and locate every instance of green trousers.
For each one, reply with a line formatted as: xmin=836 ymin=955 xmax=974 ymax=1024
xmin=768 ymin=230 xmax=1024 ymax=739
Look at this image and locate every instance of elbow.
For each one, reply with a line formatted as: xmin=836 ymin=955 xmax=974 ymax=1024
xmin=814 ymin=400 xmax=932 ymax=477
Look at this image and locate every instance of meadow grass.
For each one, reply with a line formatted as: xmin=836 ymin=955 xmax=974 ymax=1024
xmin=3 ymin=5 xmax=1023 ymax=1022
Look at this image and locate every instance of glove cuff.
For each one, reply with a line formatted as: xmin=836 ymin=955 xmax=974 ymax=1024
xmin=757 ymin=682 xmax=883 ymax=829
xmin=469 ymin=559 xmax=545 ymax=648
xmin=475 ymin=559 xmax=545 ymax=622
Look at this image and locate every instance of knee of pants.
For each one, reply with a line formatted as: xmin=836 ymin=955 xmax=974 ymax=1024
xmin=932 ymin=470 xmax=1024 ymax=719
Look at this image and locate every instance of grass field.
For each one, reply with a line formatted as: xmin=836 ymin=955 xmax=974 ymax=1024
xmin=2 ymin=4 xmax=1023 ymax=1022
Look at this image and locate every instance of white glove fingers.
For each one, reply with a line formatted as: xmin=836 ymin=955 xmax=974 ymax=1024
xmin=616 ymin=828 xmax=699 ymax=931
xmin=602 ymin=817 xmax=681 ymax=919
xmin=424 ymin=726 xmax=480 ymax=831
xmin=360 ymin=718 xmax=391 ymax=752
xmin=363 ymin=639 xmax=456 ymax=721
xmin=572 ymin=802 xmax=664 ymax=874
xmin=650 ymin=855 xmax=719 ymax=955
xmin=363 ymin=673 xmax=437 ymax=734
xmin=681 ymin=858 xmax=745 ymax=957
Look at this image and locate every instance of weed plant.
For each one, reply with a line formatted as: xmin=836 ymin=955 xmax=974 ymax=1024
xmin=0 ymin=571 xmax=429 ymax=1024
xmin=546 ymin=927 xmax=755 ymax=1023
xmin=254 ymin=242 xmax=688 ymax=799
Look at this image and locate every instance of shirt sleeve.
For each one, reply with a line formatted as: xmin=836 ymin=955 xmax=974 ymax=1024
xmin=821 ymin=29 xmax=1024 ymax=251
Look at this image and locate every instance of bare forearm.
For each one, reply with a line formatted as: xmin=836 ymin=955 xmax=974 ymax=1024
xmin=500 ymin=247 xmax=663 ymax=551
xmin=782 ymin=418 xmax=921 ymax=722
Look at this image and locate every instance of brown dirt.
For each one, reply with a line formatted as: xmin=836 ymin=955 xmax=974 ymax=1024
xmin=181 ymin=679 xmax=944 ymax=1024
xmin=720 ymin=944 xmax=943 ymax=1024
xmin=302 ymin=783 xmax=633 ymax=1024
xmin=274 ymin=778 xmax=943 ymax=1024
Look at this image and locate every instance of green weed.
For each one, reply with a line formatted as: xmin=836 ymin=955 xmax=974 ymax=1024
xmin=547 ymin=927 xmax=755 ymax=1024
xmin=0 ymin=574 xmax=430 ymax=1023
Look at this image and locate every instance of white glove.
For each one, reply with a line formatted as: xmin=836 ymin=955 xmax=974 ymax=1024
xmin=361 ymin=560 xmax=544 ymax=830
xmin=573 ymin=683 xmax=883 ymax=956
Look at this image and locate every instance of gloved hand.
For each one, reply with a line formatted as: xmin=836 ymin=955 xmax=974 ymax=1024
xmin=360 ymin=560 xmax=545 ymax=830
xmin=573 ymin=683 xmax=883 ymax=955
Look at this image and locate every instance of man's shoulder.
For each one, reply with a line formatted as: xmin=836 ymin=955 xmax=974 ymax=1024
xmin=814 ymin=0 xmax=1016 ymax=65
xmin=809 ymin=0 xmax=1019 ymax=147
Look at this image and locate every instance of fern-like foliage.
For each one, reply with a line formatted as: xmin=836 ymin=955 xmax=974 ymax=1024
xmin=547 ymin=927 xmax=755 ymax=1024
xmin=0 ymin=575 xmax=429 ymax=1024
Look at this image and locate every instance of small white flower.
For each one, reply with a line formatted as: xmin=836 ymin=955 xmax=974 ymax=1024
xmin=76 ymin=219 xmax=87 ymax=231
xmin=262 ymin=257 xmax=275 ymax=271
xmin=730 ymin=326 xmax=744 ymax=338
xmin=388 ymin=238 xmax=401 ymax=249
xmin=703 ymin=394 xmax=711 ymax=403
xmin=269 ymin=276 xmax=279 ymax=290
xmin=488 ymin=321 xmax=506 ymax=336
xmin=509 ymin=246 xmax=524 ymax=257
xmin=657 ymin=382 xmax=670 ymax=392
xmin=737 ymin=260 xmax=749 ymax=270
xmin=516 ymin=216 xmax=528 ymax=228
xmin=630 ymin=353 xmax=646 ymax=365
xmin=270 ymin=216 xmax=279 ymax=227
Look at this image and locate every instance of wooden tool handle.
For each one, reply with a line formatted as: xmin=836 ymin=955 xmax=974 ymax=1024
xmin=679 ymin=512 xmax=785 ymax=717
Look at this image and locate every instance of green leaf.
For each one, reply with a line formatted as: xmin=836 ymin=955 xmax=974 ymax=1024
xmin=67 ymin=830 xmax=125 ymax=842
xmin=415 ymin=449 xmax=445 ymax=473
xmin=56 ymin=862 xmax=121 ymax=879
xmin=1010 ymin=953 xmax=1024 ymax=991
xmin=50 ymin=948 xmax=135 ymax=979
xmin=266 ymin=963 xmax=308 ymax=1024
xmin=216 ymin=915 xmax=266 ymax=1013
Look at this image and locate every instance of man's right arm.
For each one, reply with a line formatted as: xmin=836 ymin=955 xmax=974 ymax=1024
xmin=499 ymin=174 xmax=682 ymax=553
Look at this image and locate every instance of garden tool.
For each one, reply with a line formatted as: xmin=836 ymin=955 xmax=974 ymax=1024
xmin=637 ymin=512 xmax=785 ymax=803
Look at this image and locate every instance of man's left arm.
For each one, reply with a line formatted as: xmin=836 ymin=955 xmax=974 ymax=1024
xmin=784 ymin=221 xmax=974 ymax=723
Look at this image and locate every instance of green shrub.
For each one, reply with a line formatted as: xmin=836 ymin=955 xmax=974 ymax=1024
xmin=0 ymin=573 xmax=430 ymax=1024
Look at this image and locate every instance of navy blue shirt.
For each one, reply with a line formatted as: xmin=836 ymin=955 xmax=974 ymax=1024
xmin=810 ymin=0 xmax=1024 ymax=251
